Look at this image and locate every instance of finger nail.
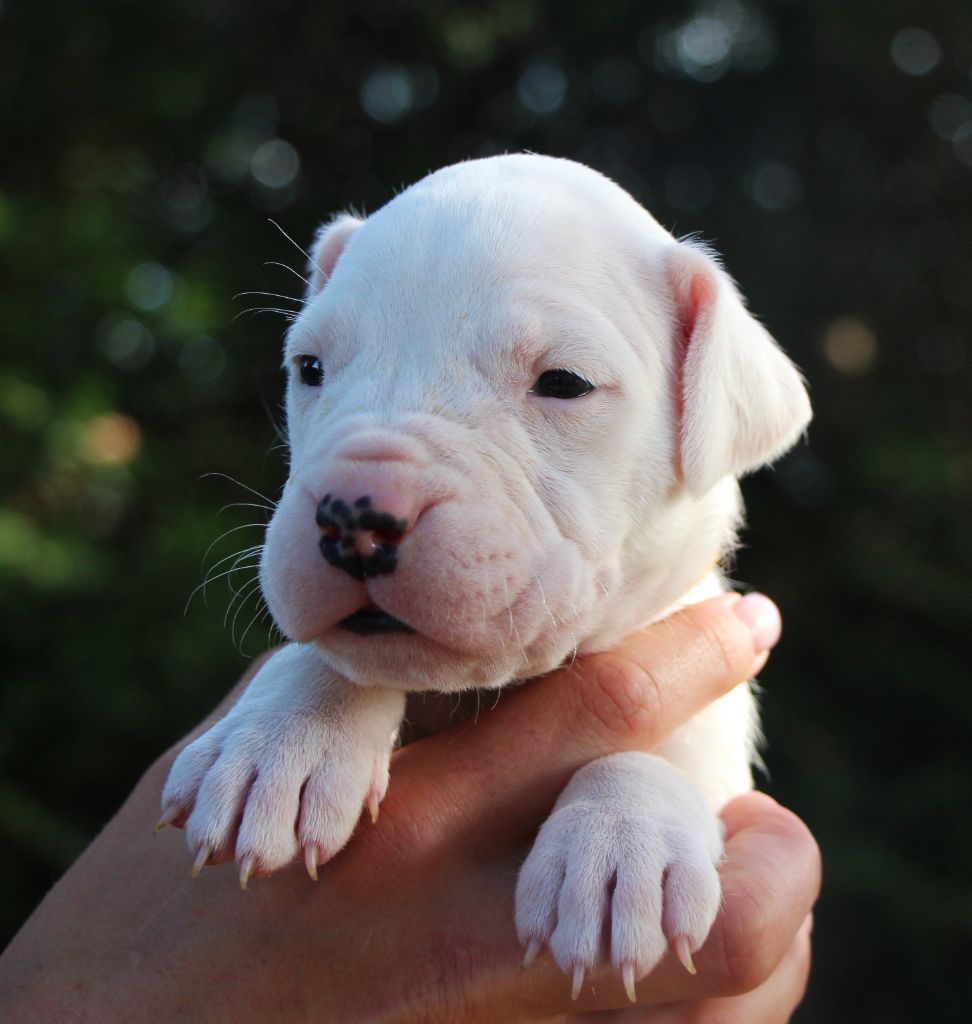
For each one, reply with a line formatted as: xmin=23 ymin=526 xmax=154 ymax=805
xmin=734 ymin=592 xmax=781 ymax=653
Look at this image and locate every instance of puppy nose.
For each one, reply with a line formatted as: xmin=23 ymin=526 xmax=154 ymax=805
xmin=315 ymin=493 xmax=411 ymax=580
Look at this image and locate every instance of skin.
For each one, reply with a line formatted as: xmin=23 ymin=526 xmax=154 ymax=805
xmin=0 ymin=594 xmax=820 ymax=1023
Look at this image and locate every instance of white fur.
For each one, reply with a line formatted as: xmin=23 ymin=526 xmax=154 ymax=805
xmin=515 ymin=752 xmax=723 ymax=978
xmin=161 ymin=155 xmax=810 ymax=986
xmin=164 ymin=644 xmax=404 ymax=869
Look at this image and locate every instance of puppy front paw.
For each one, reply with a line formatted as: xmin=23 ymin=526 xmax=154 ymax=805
xmin=160 ymin=708 xmax=393 ymax=885
xmin=158 ymin=648 xmax=405 ymax=886
xmin=515 ymin=752 xmax=723 ymax=1002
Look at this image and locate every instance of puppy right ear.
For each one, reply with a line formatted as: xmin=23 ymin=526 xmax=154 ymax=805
xmin=306 ymin=213 xmax=363 ymax=298
xmin=667 ymin=242 xmax=811 ymax=496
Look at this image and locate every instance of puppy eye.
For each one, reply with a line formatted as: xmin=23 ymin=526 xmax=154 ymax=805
xmin=298 ymin=355 xmax=324 ymax=387
xmin=530 ymin=369 xmax=595 ymax=399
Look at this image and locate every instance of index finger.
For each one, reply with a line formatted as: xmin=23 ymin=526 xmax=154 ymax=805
xmin=389 ymin=592 xmax=778 ymax=834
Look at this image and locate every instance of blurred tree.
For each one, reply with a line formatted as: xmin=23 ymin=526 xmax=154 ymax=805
xmin=1 ymin=1 xmax=970 ymax=1021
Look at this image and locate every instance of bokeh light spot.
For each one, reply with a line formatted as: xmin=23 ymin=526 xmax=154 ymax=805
xmin=97 ymin=317 xmax=156 ymax=370
xmin=928 ymin=94 xmax=972 ymax=141
xmin=164 ymin=170 xmax=213 ymax=233
xmin=746 ymin=160 xmax=802 ymax=212
xmin=0 ymin=375 xmax=50 ymax=431
xmin=250 ymin=139 xmax=300 ymax=189
xmin=822 ymin=317 xmax=878 ymax=376
xmin=126 ymin=262 xmax=174 ymax=312
xmin=678 ymin=15 xmax=731 ymax=77
xmin=82 ymin=413 xmax=142 ymax=466
xmin=359 ymin=64 xmax=441 ymax=123
xmin=953 ymin=122 xmax=972 ymax=168
xmin=517 ymin=63 xmax=567 ymax=115
xmin=890 ymin=28 xmax=941 ymax=77
xmin=654 ymin=1 xmax=777 ymax=83
xmin=361 ymin=68 xmax=414 ymax=124
xmin=442 ymin=13 xmax=496 ymax=68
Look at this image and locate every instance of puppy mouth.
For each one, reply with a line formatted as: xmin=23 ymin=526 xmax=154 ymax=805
xmin=338 ymin=603 xmax=416 ymax=636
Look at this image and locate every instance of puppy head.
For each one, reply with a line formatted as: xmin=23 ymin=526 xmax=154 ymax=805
xmin=260 ymin=155 xmax=810 ymax=690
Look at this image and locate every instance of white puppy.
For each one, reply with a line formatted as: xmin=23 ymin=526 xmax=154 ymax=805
xmin=160 ymin=154 xmax=811 ymax=1000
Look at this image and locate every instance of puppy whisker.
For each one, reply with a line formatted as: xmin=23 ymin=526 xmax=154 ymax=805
xmin=228 ymin=584 xmax=264 ymax=645
xmin=199 ymin=473 xmax=278 ymax=509
xmin=226 ymin=562 xmax=263 ymax=597
xmin=266 ymin=621 xmax=286 ymax=648
xmin=268 ymin=218 xmax=324 ymax=279
xmin=233 ymin=307 xmax=298 ymax=324
xmin=207 ymin=544 xmax=263 ymax=580
xmin=200 ymin=523 xmax=268 ymax=572
xmin=500 ymin=573 xmax=527 ymax=665
xmin=263 ymin=260 xmax=312 ymax=289
xmin=529 ymin=570 xmax=559 ymax=630
xmin=223 ymin=576 xmax=262 ymax=630
xmin=233 ymin=289 xmax=305 ymax=306
xmin=217 ymin=501 xmax=276 ymax=517
xmin=202 ymin=542 xmax=263 ymax=578
xmin=237 ymin=599 xmax=272 ymax=654
xmin=184 ymin=553 xmax=263 ymax=615
xmin=257 ymin=396 xmax=288 ymax=453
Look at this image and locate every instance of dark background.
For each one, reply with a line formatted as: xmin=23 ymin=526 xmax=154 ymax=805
xmin=1 ymin=1 xmax=970 ymax=1020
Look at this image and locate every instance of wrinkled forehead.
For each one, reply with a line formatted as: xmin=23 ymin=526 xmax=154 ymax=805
xmin=291 ymin=159 xmax=673 ymax=372
xmin=355 ymin=160 xmax=670 ymax=293
xmin=319 ymin=165 xmax=659 ymax=317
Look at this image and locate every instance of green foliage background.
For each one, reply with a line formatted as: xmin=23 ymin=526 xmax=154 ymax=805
xmin=1 ymin=1 xmax=970 ymax=1020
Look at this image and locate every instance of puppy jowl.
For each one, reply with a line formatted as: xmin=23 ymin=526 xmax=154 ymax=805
xmin=160 ymin=155 xmax=811 ymax=999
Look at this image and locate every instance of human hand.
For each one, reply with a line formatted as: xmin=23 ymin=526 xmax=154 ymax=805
xmin=0 ymin=594 xmax=820 ymax=1023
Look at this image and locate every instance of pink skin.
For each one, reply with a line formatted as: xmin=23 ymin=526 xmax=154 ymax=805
xmin=261 ymin=421 xmax=602 ymax=692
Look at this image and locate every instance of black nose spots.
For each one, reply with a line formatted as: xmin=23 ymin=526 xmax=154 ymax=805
xmin=315 ymin=494 xmax=409 ymax=580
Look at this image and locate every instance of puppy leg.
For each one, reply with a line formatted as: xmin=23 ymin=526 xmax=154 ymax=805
xmin=160 ymin=643 xmax=405 ymax=884
xmin=515 ymin=752 xmax=723 ymax=1001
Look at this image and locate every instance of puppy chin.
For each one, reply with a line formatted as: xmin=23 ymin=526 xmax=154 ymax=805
xmin=316 ymin=624 xmax=575 ymax=692
xmin=334 ymin=576 xmax=591 ymax=690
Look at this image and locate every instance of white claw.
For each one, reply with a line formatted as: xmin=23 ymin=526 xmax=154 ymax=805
xmin=621 ymin=961 xmax=637 ymax=1003
xmin=239 ymin=856 xmax=255 ymax=891
xmin=304 ymin=845 xmax=320 ymax=881
xmin=154 ymin=806 xmax=178 ymax=833
xmin=570 ymin=964 xmax=586 ymax=1001
xmin=367 ymin=794 xmax=380 ymax=824
xmin=521 ymin=938 xmax=542 ymax=970
xmin=674 ymin=935 xmax=697 ymax=975
xmin=191 ymin=845 xmax=210 ymax=878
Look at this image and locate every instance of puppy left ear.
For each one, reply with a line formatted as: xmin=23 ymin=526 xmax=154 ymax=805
xmin=668 ymin=242 xmax=812 ymax=496
xmin=305 ymin=213 xmax=364 ymax=299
